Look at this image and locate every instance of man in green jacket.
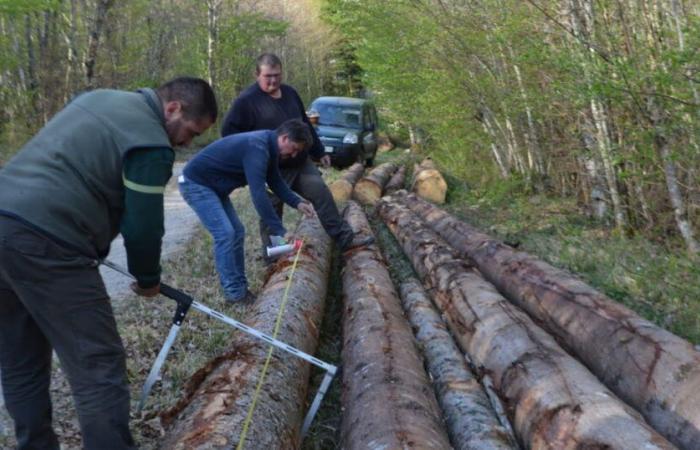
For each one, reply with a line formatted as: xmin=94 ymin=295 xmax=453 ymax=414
xmin=0 ymin=77 xmax=217 ymax=449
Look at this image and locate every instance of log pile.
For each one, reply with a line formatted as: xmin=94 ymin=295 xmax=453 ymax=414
xmin=340 ymin=201 xmax=452 ymax=449
xmin=398 ymin=191 xmax=700 ymax=450
xmin=377 ymin=197 xmax=675 ymax=449
xmin=159 ymin=217 xmax=332 ymax=450
xmin=352 ymin=162 xmax=398 ymax=205
xmin=411 ymin=157 xmax=447 ymax=204
xmin=384 ymin=164 xmax=407 ymax=194
xmin=399 ymin=278 xmax=518 ymax=449
xmin=329 ymin=162 xmax=365 ymax=203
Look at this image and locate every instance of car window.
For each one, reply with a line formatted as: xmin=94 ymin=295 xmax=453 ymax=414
xmin=314 ymin=103 xmax=362 ymax=129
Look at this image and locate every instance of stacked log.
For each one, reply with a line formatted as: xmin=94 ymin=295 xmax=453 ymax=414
xmin=329 ymin=162 xmax=365 ymax=203
xmin=377 ymin=198 xmax=675 ymax=450
xmin=353 ymin=162 xmax=398 ymax=205
xmin=411 ymin=157 xmax=447 ymax=204
xmin=399 ymin=278 xmax=518 ymax=450
xmin=384 ymin=164 xmax=407 ymax=194
xmin=340 ymin=201 xmax=452 ymax=449
xmin=159 ymin=217 xmax=333 ymax=450
xmin=398 ymin=191 xmax=700 ymax=450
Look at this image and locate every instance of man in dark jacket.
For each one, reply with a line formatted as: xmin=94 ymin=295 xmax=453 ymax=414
xmin=0 ymin=77 xmax=217 ymax=449
xmin=179 ymin=119 xmax=315 ymax=303
xmin=221 ymin=53 xmax=372 ymax=260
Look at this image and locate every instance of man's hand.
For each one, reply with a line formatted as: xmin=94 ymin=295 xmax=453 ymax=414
xmin=320 ymin=155 xmax=331 ymax=168
xmin=297 ymin=200 xmax=315 ymax=218
xmin=131 ymin=282 xmax=160 ymax=297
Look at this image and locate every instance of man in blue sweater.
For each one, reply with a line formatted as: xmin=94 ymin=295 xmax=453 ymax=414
xmin=179 ymin=119 xmax=315 ymax=303
xmin=221 ymin=53 xmax=372 ymax=262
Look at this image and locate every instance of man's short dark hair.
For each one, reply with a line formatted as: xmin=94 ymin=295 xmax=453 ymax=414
xmin=276 ymin=119 xmax=312 ymax=150
xmin=255 ymin=53 xmax=282 ymax=74
xmin=157 ymin=77 xmax=218 ymax=123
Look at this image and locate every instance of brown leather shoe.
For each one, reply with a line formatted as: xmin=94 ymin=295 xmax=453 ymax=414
xmin=226 ymin=289 xmax=256 ymax=305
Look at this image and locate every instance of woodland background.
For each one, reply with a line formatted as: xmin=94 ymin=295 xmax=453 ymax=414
xmin=1 ymin=0 xmax=698 ymax=264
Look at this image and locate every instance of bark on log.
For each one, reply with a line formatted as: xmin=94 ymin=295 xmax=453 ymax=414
xmin=377 ymin=198 xmax=675 ymax=450
xmin=397 ymin=191 xmax=700 ymax=450
xmin=340 ymin=201 xmax=452 ymax=450
xmin=159 ymin=217 xmax=332 ymax=450
xmin=384 ymin=164 xmax=407 ymax=194
xmin=411 ymin=158 xmax=447 ymax=204
xmin=329 ymin=162 xmax=365 ymax=203
xmin=399 ymin=278 xmax=518 ymax=450
xmin=353 ymin=162 xmax=398 ymax=205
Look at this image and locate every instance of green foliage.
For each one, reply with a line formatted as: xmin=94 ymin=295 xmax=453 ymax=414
xmin=0 ymin=0 xmax=58 ymax=14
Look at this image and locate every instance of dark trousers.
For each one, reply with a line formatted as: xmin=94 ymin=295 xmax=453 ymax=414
xmin=260 ymin=159 xmax=354 ymax=253
xmin=0 ymin=216 xmax=135 ymax=450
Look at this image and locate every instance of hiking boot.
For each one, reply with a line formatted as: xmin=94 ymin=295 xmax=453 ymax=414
xmin=340 ymin=233 xmax=375 ymax=252
xmin=225 ymin=289 xmax=256 ymax=305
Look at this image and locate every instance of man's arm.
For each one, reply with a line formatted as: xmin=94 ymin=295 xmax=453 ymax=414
xmin=120 ymin=147 xmax=174 ymax=289
xmin=243 ymin=144 xmax=297 ymax=236
xmin=221 ymin=97 xmax=254 ymax=137
xmin=267 ymin=159 xmax=303 ymax=208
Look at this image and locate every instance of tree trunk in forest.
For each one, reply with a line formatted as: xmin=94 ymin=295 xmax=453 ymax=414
xmin=160 ymin=217 xmax=332 ymax=450
xmin=206 ymin=0 xmax=221 ymax=90
xmin=396 ymin=191 xmax=700 ymax=450
xmin=384 ymin=164 xmax=406 ymax=194
xmin=399 ymin=278 xmax=518 ymax=450
xmin=84 ymin=0 xmax=113 ymax=89
xmin=411 ymin=158 xmax=447 ymax=204
xmin=377 ymin=197 xmax=676 ymax=450
xmin=63 ymin=0 xmax=78 ymax=102
xmin=479 ymin=113 xmax=509 ymax=178
xmin=340 ymin=201 xmax=452 ymax=450
xmin=651 ymin=107 xmax=699 ymax=256
xmin=352 ymin=162 xmax=398 ymax=205
xmin=329 ymin=162 xmax=365 ymax=203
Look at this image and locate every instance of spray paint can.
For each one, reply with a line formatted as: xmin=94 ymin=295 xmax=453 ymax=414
xmin=266 ymin=239 xmax=303 ymax=258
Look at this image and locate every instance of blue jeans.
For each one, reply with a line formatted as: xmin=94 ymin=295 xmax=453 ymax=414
xmin=179 ymin=178 xmax=247 ymax=299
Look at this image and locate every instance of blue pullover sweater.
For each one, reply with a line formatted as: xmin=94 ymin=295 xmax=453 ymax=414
xmin=183 ymin=130 xmax=301 ymax=236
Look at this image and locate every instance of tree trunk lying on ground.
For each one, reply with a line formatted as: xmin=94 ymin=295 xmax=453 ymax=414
xmin=340 ymin=201 xmax=452 ymax=450
xmin=411 ymin=158 xmax=447 ymax=204
xmin=399 ymin=278 xmax=518 ymax=450
xmin=396 ymin=191 xmax=700 ymax=450
xmin=384 ymin=164 xmax=407 ymax=194
xmin=378 ymin=198 xmax=675 ymax=450
xmin=353 ymin=162 xmax=398 ymax=205
xmin=159 ymin=217 xmax=332 ymax=450
xmin=329 ymin=162 xmax=365 ymax=203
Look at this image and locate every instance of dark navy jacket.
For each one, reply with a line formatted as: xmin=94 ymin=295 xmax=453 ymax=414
xmin=183 ymin=130 xmax=301 ymax=236
xmin=220 ymin=83 xmax=323 ymax=167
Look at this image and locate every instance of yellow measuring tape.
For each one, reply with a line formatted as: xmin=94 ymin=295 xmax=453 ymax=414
xmin=236 ymin=240 xmax=305 ymax=450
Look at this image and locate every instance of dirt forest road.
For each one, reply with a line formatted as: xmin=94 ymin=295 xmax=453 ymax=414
xmin=0 ymin=162 xmax=201 ymax=439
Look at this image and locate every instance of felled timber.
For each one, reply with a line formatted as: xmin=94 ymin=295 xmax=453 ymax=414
xmin=340 ymin=201 xmax=451 ymax=450
xmin=399 ymin=278 xmax=518 ymax=450
xmin=159 ymin=217 xmax=332 ymax=450
xmin=397 ymin=191 xmax=700 ymax=450
xmin=384 ymin=164 xmax=407 ymax=194
xmin=329 ymin=162 xmax=365 ymax=203
xmin=377 ymin=198 xmax=675 ymax=450
xmin=411 ymin=157 xmax=447 ymax=204
xmin=352 ymin=162 xmax=398 ymax=205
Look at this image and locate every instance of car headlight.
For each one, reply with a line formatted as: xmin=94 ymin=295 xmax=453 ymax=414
xmin=343 ymin=133 xmax=358 ymax=144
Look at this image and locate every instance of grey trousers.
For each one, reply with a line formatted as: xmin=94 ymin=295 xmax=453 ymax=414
xmin=260 ymin=159 xmax=354 ymax=254
xmin=0 ymin=216 xmax=135 ymax=450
